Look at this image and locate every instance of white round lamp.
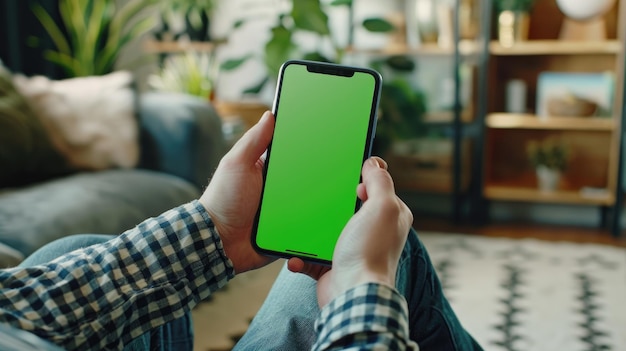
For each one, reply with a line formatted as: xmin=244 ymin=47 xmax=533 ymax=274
xmin=556 ymin=0 xmax=616 ymax=40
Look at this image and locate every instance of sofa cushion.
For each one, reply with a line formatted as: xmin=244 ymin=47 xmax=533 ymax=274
xmin=13 ymin=70 xmax=139 ymax=171
xmin=0 ymin=63 xmax=73 ymax=188
xmin=0 ymin=169 xmax=199 ymax=257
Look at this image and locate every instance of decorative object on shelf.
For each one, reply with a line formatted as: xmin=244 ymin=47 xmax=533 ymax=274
xmin=536 ymin=72 xmax=614 ymax=119
xmin=526 ymin=137 xmax=569 ymax=192
xmin=547 ymin=94 xmax=597 ymax=117
xmin=556 ymin=0 xmax=616 ymax=41
xmin=493 ymin=0 xmax=535 ymax=48
xmin=414 ymin=0 xmax=457 ymax=47
xmin=435 ymin=0 xmax=455 ymax=48
xmin=148 ymin=51 xmax=215 ymax=100
xmin=458 ymin=0 xmax=478 ymax=39
xmin=505 ymin=79 xmax=527 ymax=113
xmin=32 ymin=0 xmax=157 ymax=77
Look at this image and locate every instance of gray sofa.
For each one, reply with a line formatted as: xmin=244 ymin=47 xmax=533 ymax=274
xmin=0 ymin=92 xmax=227 ymax=267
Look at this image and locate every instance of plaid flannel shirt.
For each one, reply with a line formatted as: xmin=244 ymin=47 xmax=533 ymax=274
xmin=0 ymin=201 xmax=418 ymax=350
xmin=314 ymin=283 xmax=419 ymax=350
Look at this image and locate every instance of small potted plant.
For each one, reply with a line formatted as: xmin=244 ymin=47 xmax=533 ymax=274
xmin=148 ymin=51 xmax=215 ymax=99
xmin=526 ymin=137 xmax=569 ymax=192
xmin=493 ymin=0 xmax=536 ymax=47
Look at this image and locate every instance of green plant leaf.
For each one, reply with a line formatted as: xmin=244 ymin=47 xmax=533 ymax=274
xmin=220 ymin=55 xmax=252 ymax=71
xmin=264 ymin=25 xmax=295 ymax=79
xmin=362 ymin=17 xmax=395 ymax=33
xmin=31 ymin=4 xmax=71 ymax=55
xmin=44 ymin=51 xmax=80 ymax=77
xmin=330 ymin=0 xmax=353 ymax=5
xmin=292 ymin=0 xmax=330 ymax=35
xmin=33 ymin=0 xmax=157 ymax=77
xmin=302 ymin=52 xmax=332 ymax=63
xmin=233 ymin=19 xmax=246 ymax=29
xmin=243 ymin=76 xmax=270 ymax=95
xmin=384 ymin=55 xmax=415 ymax=72
xmin=97 ymin=15 xmax=155 ymax=74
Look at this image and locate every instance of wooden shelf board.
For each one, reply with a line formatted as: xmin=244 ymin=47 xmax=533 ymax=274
xmin=484 ymin=185 xmax=614 ymax=205
xmin=424 ymin=110 xmax=473 ymax=123
xmin=486 ymin=113 xmax=616 ymax=131
xmin=490 ymin=40 xmax=622 ymax=55
xmin=143 ymin=40 xmax=223 ymax=53
xmin=347 ymin=40 xmax=479 ymax=56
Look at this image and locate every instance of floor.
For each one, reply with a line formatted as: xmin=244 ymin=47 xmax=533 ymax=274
xmin=191 ymin=215 xmax=626 ymax=351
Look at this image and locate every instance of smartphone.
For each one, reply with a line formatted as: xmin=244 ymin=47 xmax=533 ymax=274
xmin=252 ymin=60 xmax=382 ymax=265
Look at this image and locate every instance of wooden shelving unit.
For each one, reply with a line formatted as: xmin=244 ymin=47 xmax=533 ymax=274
xmin=347 ymin=9 xmax=481 ymax=213
xmin=476 ymin=0 xmax=626 ymax=230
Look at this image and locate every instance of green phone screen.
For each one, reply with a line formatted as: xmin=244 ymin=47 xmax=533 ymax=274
xmin=253 ymin=61 xmax=380 ymax=263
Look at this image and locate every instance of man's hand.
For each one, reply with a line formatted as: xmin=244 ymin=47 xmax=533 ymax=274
xmin=200 ymin=111 xmax=275 ymax=274
xmin=288 ymin=157 xmax=413 ymax=307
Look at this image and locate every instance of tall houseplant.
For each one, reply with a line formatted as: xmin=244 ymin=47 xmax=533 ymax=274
xmin=32 ymin=0 xmax=158 ymax=77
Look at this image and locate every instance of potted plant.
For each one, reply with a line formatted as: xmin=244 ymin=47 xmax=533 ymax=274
xmin=32 ymin=0 xmax=158 ymax=77
xmin=148 ymin=51 xmax=215 ymax=99
xmin=526 ymin=137 xmax=569 ymax=192
xmin=493 ymin=0 xmax=535 ymax=47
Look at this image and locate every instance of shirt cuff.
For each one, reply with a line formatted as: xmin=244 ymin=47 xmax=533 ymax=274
xmin=313 ymin=283 xmax=414 ymax=350
xmin=190 ymin=200 xmax=236 ymax=280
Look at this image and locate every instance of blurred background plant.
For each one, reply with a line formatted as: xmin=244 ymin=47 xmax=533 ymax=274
xmin=148 ymin=51 xmax=215 ymax=99
xmin=217 ymin=0 xmax=427 ymax=154
xmin=32 ymin=0 xmax=158 ymax=77
xmin=155 ymin=0 xmax=216 ymax=42
xmin=220 ymin=0 xmax=398 ymax=95
xmin=527 ymin=137 xmax=570 ymax=171
xmin=369 ymin=56 xmax=428 ymax=154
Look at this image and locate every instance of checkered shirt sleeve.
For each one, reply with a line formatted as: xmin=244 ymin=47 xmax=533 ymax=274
xmin=313 ymin=283 xmax=419 ymax=350
xmin=0 ymin=200 xmax=234 ymax=350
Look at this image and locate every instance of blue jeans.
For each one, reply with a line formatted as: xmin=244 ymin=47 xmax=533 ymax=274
xmin=19 ymin=234 xmax=194 ymax=351
xmin=21 ymin=229 xmax=481 ymax=351
xmin=235 ymin=229 xmax=483 ymax=350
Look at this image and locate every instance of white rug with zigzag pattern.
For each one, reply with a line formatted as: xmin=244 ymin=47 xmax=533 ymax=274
xmin=419 ymin=233 xmax=626 ymax=351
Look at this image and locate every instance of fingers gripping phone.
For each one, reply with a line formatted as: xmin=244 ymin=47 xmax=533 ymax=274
xmin=252 ymin=60 xmax=382 ymax=265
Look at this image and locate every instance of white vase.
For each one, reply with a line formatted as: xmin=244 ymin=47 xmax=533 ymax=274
xmin=555 ymin=0 xmax=615 ymax=21
xmin=536 ymin=166 xmax=561 ymax=192
xmin=556 ymin=0 xmax=616 ymax=40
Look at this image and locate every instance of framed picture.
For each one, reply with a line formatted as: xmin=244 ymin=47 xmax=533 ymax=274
xmin=536 ymin=72 xmax=615 ymax=118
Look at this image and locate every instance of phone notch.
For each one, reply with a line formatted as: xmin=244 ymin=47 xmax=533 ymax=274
xmin=306 ymin=62 xmax=355 ymax=77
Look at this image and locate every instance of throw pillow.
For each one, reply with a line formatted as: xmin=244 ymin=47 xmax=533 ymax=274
xmin=12 ymin=71 xmax=139 ymax=171
xmin=0 ymin=64 xmax=73 ymax=188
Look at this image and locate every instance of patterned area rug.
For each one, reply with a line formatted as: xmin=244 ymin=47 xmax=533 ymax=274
xmin=419 ymin=233 xmax=626 ymax=351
